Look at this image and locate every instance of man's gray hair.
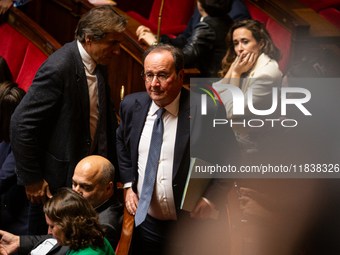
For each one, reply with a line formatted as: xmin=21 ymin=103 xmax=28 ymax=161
xmin=143 ymin=44 xmax=184 ymax=74
xmin=75 ymin=5 xmax=128 ymax=43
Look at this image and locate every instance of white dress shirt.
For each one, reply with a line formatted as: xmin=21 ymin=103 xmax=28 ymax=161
xmin=77 ymin=40 xmax=99 ymax=153
xmin=137 ymin=92 xmax=181 ymax=220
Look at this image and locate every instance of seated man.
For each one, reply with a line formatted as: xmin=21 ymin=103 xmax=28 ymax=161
xmin=169 ymin=0 xmax=251 ymax=43
xmin=0 ymin=155 xmax=123 ymax=255
xmin=137 ymin=0 xmax=251 ymax=78
xmin=137 ymin=0 xmax=234 ymax=77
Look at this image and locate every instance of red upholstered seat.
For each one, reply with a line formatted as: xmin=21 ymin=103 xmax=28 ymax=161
xmin=318 ymin=8 xmax=340 ymax=30
xmin=244 ymin=1 xmax=292 ymax=73
xmin=0 ymin=23 xmax=48 ymax=92
xmin=127 ymin=0 xmax=196 ymax=36
xmin=0 ymin=24 xmax=30 ymax=82
xmin=16 ymin=43 xmax=48 ymax=92
xmin=298 ymin=0 xmax=340 ymax=12
xmin=265 ymin=19 xmax=291 ymax=73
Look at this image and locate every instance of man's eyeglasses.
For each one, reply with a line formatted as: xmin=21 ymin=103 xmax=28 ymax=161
xmin=141 ymin=71 xmax=170 ymax=83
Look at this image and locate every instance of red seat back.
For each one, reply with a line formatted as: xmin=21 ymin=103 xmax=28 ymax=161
xmin=244 ymin=1 xmax=291 ymax=73
xmin=319 ymin=8 xmax=340 ymax=30
xmin=128 ymin=0 xmax=196 ymax=36
xmin=0 ymin=23 xmax=48 ymax=92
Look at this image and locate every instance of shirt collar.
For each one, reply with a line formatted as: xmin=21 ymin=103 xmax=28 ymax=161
xmin=77 ymin=40 xmax=97 ymax=74
xmin=93 ymin=198 xmax=110 ymax=211
xmin=150 ymin=91 xmax=181 ymax=117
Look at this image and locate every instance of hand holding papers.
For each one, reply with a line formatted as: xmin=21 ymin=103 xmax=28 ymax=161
xmin=181 ymin=158 xmax=219 ymax=219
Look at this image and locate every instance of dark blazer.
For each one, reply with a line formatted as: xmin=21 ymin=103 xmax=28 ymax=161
xmin=19 ymin=195 xmax=124 ymax=255
xmin=160 ymin=0 xmax=251 ymax=77
xmin=178 ymin=0 xmax=251 ymax=41
xmin=117 ymin=88 xmax=240 ymax=209
xmin=0 ymin=142 xmax=29 ymax=235
xmin=181 ymin=15 xmax=233 ymax=77
xmin=96 ymin=196 xmax=124 ymax=249
xmin=10 ymin=40 xmax=118 ymax=193
xmin=160 ymin=15 xmax=233 ymax=77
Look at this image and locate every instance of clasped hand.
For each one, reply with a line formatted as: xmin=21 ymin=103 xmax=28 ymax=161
xmin=136 ymin=25 xmax=157 ymax=46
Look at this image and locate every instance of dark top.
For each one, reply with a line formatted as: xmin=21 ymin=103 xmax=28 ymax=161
xmin=179 ymin=0 xmax=251 ymax=41
xmin=0 ymin=141 xmax=29 ymax=235
xmin=161 ymin=16 xmax=233 ymax=77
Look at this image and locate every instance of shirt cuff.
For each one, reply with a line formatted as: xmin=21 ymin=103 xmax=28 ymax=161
xmin=123 ymin=182 xmax=132 ymax=188
xmin=201 ymin=197 xmax=216 ymax=210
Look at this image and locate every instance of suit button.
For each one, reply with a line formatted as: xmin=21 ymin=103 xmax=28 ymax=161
xmin=86 ymin=140 xmax=91 ymax=146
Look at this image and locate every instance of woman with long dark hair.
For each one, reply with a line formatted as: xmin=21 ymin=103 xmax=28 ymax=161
xmin=213 ymin=19 xmax=282 ymax=153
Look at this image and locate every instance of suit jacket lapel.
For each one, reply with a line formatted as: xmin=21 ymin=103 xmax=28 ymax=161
xmin=173 ymin=88 xmax=190 ymax=179
xmin=130 ymin=90 xmax=190 ymax=181
xmin=131 ymin=94 xmax=152 ymax=174
xmin=72 ymin=40 xmax=90 ymax=134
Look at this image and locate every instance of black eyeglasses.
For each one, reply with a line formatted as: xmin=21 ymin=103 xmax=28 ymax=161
xmin=141 ymin=71 xmax=171 ymax=83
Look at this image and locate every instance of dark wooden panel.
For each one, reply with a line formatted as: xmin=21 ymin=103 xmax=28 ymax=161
xmin=108 ymin=48 xmax=145 ymax=108
xmin=43 ymin=1 xmax=79 ymax=44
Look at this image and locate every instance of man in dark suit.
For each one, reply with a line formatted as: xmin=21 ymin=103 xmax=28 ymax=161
xmin=117 ymin=44 xmax=240 ymax=254
xmin=0 ymin=155 xmax=123 ymax=255
xmin=179 ymin=0 xmax=251 ymax=41
xmin=10 ymin=6 xmax=127 ymax=234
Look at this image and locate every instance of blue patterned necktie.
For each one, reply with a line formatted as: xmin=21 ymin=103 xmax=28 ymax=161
xmin=135 ymin=108 xmax=166 ymax=226
xmin=95 ymin=66 xmax=107 ymax=158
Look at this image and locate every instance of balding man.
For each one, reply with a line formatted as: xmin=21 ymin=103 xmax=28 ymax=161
xmin=0 ymin=156 xmax=123 ymax=255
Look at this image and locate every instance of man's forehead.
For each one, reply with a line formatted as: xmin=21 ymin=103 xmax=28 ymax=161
xmin=105 ymin=31 xmax=124 ymax=41
xmin=146 ymin=50 xmax=173 ymax=60
xmin=144 ymin=51 xmax=175 ymax=71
